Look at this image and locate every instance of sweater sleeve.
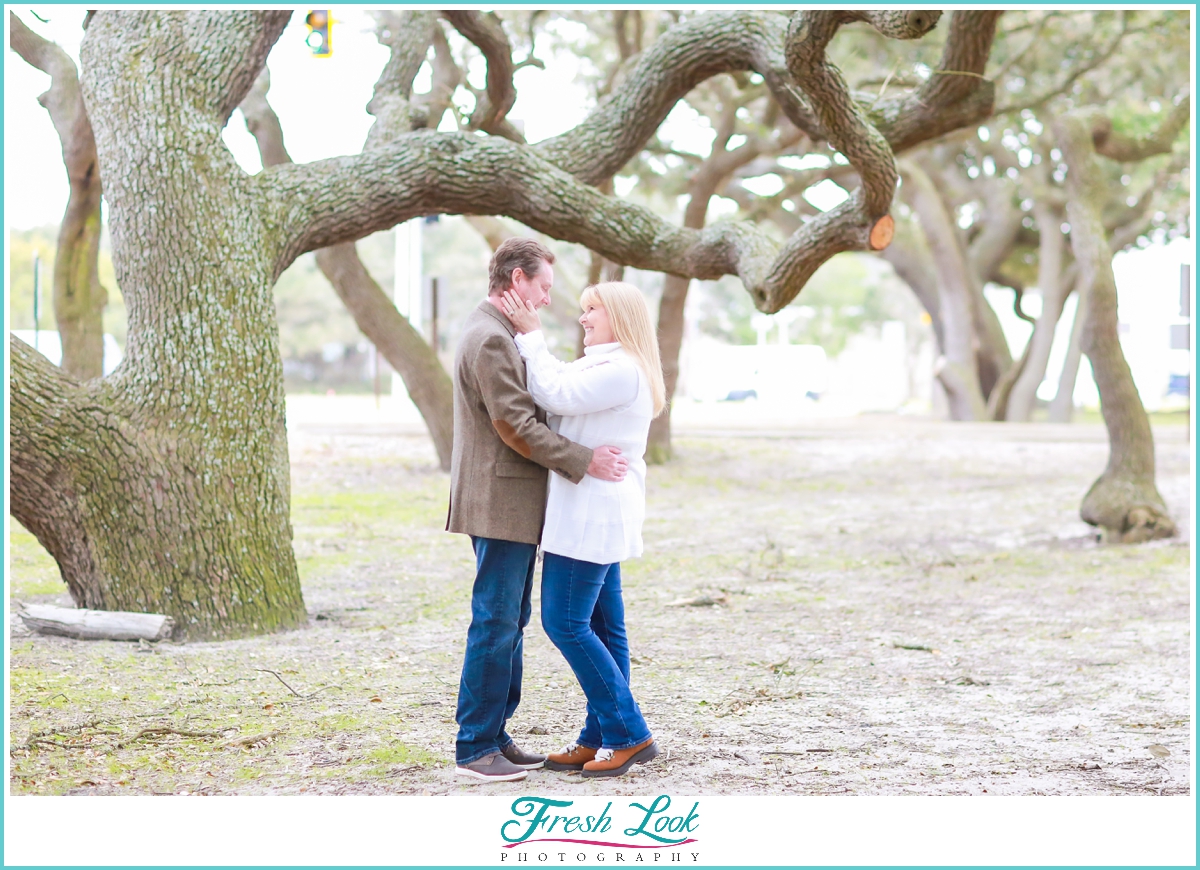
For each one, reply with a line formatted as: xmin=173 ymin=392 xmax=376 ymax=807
xmin=515 ymin=331 xmax=639 ymax=417
xmin=474 ymin=331 xmax=593 ymax=483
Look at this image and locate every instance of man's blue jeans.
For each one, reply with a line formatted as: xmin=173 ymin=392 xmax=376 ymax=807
xmin=540 ymin=553 xmax=651 ymax=750
xmin=455 ymin=536 xmax=536 ymax=764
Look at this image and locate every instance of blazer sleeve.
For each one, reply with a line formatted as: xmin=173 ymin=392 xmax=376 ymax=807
xmin=515 ymin=331 xmax=639 ymax=416
xmin=474 ymin=332 xmax=593 ymax=483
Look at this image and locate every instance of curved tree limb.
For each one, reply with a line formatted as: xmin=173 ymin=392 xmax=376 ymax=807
xmin=442 ymin=10 xmax=524 ymax=142
xmin=1090 ymin=95 xmax=1190 ymax=162
xmin=536 ymin=11 xmax=996 ymax=187
xmin=264 ymin=9 xmax=999 ymax=314
xmin=366 ymin=11 xmax=439 ymax=139
xmin=866 ymin=10 xmax=1001 ymax=153
xmin=261 ymin=131 xmax=843 ymax=313
xmin=785 ymin=11 xmax=916 ymax=219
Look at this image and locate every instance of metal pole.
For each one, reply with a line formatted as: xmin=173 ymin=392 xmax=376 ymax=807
xmin=430 ymin=276 xmax=439 ymax=352
xmin=32 ymin=252 xmax=43 ymax=351
xmin=373 ymin=345 xmax=380 ymax=409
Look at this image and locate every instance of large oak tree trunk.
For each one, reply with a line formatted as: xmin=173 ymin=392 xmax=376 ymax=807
xmin=9 ymin=11 xmax=308 ymax=639
xmin=10 ymin=13 xmax=107 ymax=380
xmin=1055 ymin=113 xmax=1175 ymax=542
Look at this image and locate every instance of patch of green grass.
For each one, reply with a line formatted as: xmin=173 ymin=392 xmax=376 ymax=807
xmin=291 ymin=489 xmax=445 ymax=529
xmin=366 ymin=743 xmax=440 ymax=766
xmin=314 ymin=712 xmax=375 ymax=736
xmin=8 ymin=525 xmax=66 ymax=598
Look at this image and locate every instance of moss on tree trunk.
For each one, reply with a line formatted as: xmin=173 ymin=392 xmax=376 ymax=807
xmin=9 ymin=11 xmax=307 ymax=639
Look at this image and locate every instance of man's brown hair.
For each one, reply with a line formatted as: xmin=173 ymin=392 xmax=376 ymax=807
xmin=488 ymin=237 xmax=556 ymax=296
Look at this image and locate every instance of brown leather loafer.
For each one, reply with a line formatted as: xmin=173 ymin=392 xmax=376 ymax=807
xmin=581 ymin=738 xmax=659 ymax=778
xmin=545 ymin=742 xmax=598 ymax=771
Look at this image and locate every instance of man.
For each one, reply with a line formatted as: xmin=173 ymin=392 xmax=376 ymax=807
xmin=446 ymin=237 xmax=628 ymax=782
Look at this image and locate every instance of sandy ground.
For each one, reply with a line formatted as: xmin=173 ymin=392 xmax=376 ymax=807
xmin=7 ymin=399 xmax=1193 ymax=796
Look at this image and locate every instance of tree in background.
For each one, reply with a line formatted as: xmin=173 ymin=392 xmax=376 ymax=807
xmin=705 ymin=11 xmax=1188 ymax=426
xmin=879 ymin=10 xmax=1189 ymax=422
xmin=1055 ymin=97 xmax=1187 ymax=543
xmin=10 ymin=12 xmax=107 ymax=380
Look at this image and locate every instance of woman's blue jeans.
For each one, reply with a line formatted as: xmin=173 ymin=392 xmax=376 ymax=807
xmin=455 ymin=536 xmax=536 ymax=764
xmin=540 ymin=553 xmax=651 ymax=750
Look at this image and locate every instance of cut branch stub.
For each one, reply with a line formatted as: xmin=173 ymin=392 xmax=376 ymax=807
xmin=854 ymin=10 xmax=942 ymax=39
xmin=759 ymin=9 xmax=914 ymax=309
xmin=785 ymin=11 xmax=899 ymax=215
xmin=869 ymin=215 xmax=895 ymax=250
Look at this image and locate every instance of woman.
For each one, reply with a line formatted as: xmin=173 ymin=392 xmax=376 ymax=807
xmin=500 ymin=281 xmax=666 ymax=778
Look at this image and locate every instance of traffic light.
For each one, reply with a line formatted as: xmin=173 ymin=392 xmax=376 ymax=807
xmin=305 ymin=10 xmax=332 ymax=57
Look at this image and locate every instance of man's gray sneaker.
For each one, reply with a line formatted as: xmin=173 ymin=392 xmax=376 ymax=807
xmin=501 ymin=742 xmax=547 ymax=769
xmin=455 ymin=751 xmax=528 ymax=782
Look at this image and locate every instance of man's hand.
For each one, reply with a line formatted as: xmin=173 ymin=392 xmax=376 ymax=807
xmin=587 ymin=445 xmax=628 ymax=481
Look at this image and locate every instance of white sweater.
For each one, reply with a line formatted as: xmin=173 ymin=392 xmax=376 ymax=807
xmin=514 ymin=330 xmax=653 ymax=564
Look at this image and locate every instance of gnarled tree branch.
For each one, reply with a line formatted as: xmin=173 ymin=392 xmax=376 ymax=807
xmin=263 ymin=10 xmax=1000 ymax=315
xmin=1090 ymin=96 xmax=1190 ymax=162
xmin=442 ymin=10 xmax=524 ymax=142
xmin=366 ymin=11 xmax=439 ymax=139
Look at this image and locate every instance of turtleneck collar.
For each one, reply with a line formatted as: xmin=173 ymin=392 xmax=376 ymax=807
xmin=583 ymin=341 xmax=622 ymax=356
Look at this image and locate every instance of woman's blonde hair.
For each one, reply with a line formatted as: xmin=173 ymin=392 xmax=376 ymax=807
xmin=580 ymin=281 xmax=667 ymax=416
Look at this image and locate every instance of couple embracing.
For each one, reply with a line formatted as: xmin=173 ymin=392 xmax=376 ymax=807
xmin=446 ymin=238 xmax=665 ymax=782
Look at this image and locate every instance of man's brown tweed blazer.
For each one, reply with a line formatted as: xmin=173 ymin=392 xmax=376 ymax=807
xmin=446 ymin=300 xmax=592 ymax=545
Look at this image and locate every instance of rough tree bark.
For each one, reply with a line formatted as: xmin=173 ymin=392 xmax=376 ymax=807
xmin=10 ymin=12 xmax=107 ymax=380
xmin=10 ymin=11 xmax=307 ymax=639
xmin=1054 ymin=107 xmax=1183 ymax=542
